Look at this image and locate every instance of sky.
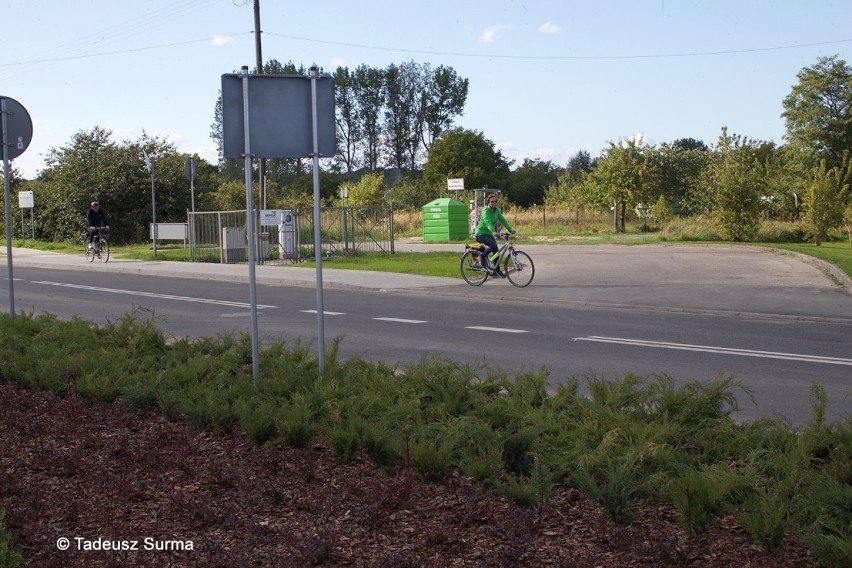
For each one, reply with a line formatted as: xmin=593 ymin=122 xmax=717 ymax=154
xmin=3 ymin=0 xmax=852 ymax=180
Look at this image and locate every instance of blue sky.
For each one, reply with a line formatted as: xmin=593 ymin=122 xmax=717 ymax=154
xmin=3 ymin=0 xmax=851 ymax=179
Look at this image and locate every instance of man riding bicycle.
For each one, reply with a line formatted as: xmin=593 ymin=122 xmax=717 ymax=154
xmin=86 ymin=202 xmax=109 ymax=249
xmin=475 ymin=193 xmax=514 ymax=277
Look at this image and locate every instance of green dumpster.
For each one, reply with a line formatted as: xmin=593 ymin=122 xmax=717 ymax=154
xmin=422 ymin=197 xmax=468 ymax=243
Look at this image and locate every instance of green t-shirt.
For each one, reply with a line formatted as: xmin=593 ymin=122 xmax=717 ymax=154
xmin=475 ymin=206 xmax=513 ymax=236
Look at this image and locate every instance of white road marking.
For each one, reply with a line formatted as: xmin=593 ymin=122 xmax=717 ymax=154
xmin=373 ymin=317 xmax=428 ymax=324
xmin=465 ymin=325 xmax=528 ymax=334
xmin=301 ymin=310 xmax=346 ymax=315
xmin=32 ymin=280 xmax=275 ymax=309
xmin=575 ymin=336 xmax=852 ymax=366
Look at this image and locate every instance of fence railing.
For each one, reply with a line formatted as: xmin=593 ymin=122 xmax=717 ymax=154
xmin=187 ymin=206 xmax=394 ymax=264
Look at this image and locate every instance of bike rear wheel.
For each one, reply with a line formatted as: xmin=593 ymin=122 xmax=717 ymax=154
xmin=460 ymin=250 xmax=488 ymax=286
xmin=98 ymin=239 xmax=110 ymax=262
xmin=503 ymin=250 xmax=535 ymax=288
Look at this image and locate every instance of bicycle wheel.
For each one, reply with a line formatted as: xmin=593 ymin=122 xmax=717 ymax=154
xmin=98 ymin=239 xmax=110 ymax=262
xmin=460 ymin=250 xmax=488 ymax=286
xmin=85 ymin=243 xmax=95 ymax=262
xmin=503 ymin=250 xmax=535 ymax=288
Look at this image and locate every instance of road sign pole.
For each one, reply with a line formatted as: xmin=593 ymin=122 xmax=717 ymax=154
xmin=1 ymin=98 xmax=15 ymax=319
xmin=241 ymin=66 xmax=261 ymax=385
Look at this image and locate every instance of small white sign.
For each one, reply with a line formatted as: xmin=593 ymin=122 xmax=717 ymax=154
xmin=447 ymin=178 xmax=464 ymax=190
xmin=18 ymin=190 xmax=34 ymax=209
xmin=339 ymin=186 xmax=349 ymax=198
xmin=260 ymin=209 xmax=283 ymax=225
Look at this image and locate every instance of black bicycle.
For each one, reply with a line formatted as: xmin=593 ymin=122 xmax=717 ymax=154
xmin=85 ymin=226 xmax=110 ymax=263
xmin=459 ymin=233 xmax=535 ymax=287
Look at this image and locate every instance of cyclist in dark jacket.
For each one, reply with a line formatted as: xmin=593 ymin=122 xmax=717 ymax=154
xmin=86 ymin=202 xmax=109 ymax=248
xmin=474 ymin=193 xmax=514 ymax=277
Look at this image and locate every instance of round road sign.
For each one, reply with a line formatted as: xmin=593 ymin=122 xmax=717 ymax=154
xmin=0 ymin=96 xmax=33 ymax=161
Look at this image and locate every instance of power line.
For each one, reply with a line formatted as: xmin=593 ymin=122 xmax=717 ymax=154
xmin=0 ymin=33 xmax=253 ymax=68
xmin=264 ymin=32 xmax=852 ymax=61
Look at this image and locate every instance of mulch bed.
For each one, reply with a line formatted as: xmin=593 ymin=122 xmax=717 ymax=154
xmin=0 ymin=383 xmax=812 ymax=567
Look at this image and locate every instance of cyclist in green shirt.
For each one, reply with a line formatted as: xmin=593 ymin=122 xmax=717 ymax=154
xmin=475 ymin=193 xmax=514 ymax=277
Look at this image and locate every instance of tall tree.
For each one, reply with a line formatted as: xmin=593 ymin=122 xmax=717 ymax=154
xmin=333 ymin=66 xmax=362 ymax=177
xmin=509 ymin=159 xmax=558 ymax=207
xmin=420 ymin=64 xmax=469 ymax=151
xmin=423 ymin=128 xmax=512 ymax=193
xmin=353 ymin=64 xmax=386 ymax=172
xmin=782 ymin=55 xmax=852 ymax=170
xmin=384 ymin=61 xmax=422 ymax=171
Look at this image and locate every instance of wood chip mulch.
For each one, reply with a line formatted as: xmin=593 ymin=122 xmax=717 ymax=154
xmin=0 ymin=384 xmax=813 ymax=567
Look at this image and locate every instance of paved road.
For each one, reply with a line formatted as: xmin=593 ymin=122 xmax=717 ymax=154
xmin=3 ymin=242 xmax=851 ymax=424
xmin=6 ymin=242 xmax=851 ymax=321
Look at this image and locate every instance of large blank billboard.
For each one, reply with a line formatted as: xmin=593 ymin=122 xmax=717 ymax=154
xmin=222 ymin=73 xmax=335 ymax=159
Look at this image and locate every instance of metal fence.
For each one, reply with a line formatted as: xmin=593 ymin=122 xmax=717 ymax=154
xmin=187 ymin=206 xmax=395 ymax=264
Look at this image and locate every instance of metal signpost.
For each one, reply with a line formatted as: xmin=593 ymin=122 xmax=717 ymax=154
xmin=222 ymin=67 xmax=335 ymax=381
xmin=143 ymin=149 xmax=157 ymax=256
xmin=1 ymin=96 xmax=33 ymax=321
xmin=18 ymin=190 xmax=34 ymax=240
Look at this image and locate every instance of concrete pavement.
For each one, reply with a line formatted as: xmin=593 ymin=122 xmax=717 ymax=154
xmin=4 ymin=241 xmax=852 ymax=322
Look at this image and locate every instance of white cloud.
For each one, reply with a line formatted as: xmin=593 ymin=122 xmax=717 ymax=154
xmin=210 ymin=35 xmax=236 ymax=47
xmin=538 ymin=21 xmax=562 ymax=34
xmin=479 ymin=25 xmax=509 ymax=43
xmin=329 ymin=57 xmax=348 ymax=69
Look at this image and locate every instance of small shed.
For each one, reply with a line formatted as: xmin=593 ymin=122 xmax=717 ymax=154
xmin=422 ymin=197 xmax=468 ymax=242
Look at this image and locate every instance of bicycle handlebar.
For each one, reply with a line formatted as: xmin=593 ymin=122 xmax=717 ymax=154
xmin=88 ymin=226 xmax=109 ymax=231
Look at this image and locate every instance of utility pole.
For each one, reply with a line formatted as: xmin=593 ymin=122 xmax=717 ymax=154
xmin=254 ymin=0 xmax=267 ymax=209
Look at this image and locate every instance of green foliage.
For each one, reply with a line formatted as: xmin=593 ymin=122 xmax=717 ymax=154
xmin=346 ymin=172 xmax=388 ymax=206
xmin=2 ymin=311 xmax=851 ymax=562
xmin=803 ymin=158 xmax=850 ymax=246
xmin=740 ymin=486 xmax=791 ymax=551
xmin=33 ymin=128 xmax=216 ymax=244
xmin=665 ymin=463 xmax=754 ymax=534
xmin=782 ymin=55 xmax=852 ymax=171
xmin=0 ymin=509 xmax=24 ymax=568
xmin=579 ymin=138 xmax=658 ymax=231
xmin=798 ymin=475 xmax=852 ymax=566
xmin=422 ymin=128 xmax=512 ymax=193
xmin=710 ymin=129 xmax=767 ymax=241
xmin=509 ymin=158 xmax=558 ymax=207
xmin=385 ymin=175 xmax=441 ymax=210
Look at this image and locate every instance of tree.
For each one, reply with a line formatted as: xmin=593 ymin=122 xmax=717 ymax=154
xmin=422 ymin=128 xmax=512 ymax=194
xmin=509 ymin=159 xmax=558 ymax=207
xmin=34 ymin=128 xmax=215 ymax=244
xmin=709 ymin=129 xmax=766 ymax=241
xmin=386 ymin=175 xmax=440 ymax=210
xmin=420 ymin=65 xmax=469 ymax=151
xmin=654 ymin=141 xmax=710 ymax=215
xmin=782 ymin=55 xmax=852 ymax=170
xmin=384 ymin=61 xmax=422 ymax=171
xmin=346 ymin=172 xmax=387 ymax=206
xmin=803 ymin=156 xmax=850 ymax=245
xmin=579 ymin=139 xmax=658 ymax=231
xmin=334 ymin=66 xmax=362 ymax=177
xmin=353 ymin=64 xmax=386 ymax=172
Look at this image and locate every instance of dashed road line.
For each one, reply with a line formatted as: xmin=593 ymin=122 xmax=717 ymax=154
xmin=465 ymin=325 xmax=529 ymax=334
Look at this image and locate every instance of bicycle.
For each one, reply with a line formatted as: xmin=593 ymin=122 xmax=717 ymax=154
xmin=85 ymin=226 xmax=110 ymax=263
xmin=460 ymin=233 xmax=535 ymax=287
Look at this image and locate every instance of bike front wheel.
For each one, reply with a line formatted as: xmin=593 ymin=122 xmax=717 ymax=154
xmin=503 ymin=250 xmax=535 ymax=288
xmin=85 ymin=243 xmax=95 ymax=262
xmin=98 ymin=239 xmax=110 ymax=262
xmin=460 ymin=250 xmax=488 ymax=286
